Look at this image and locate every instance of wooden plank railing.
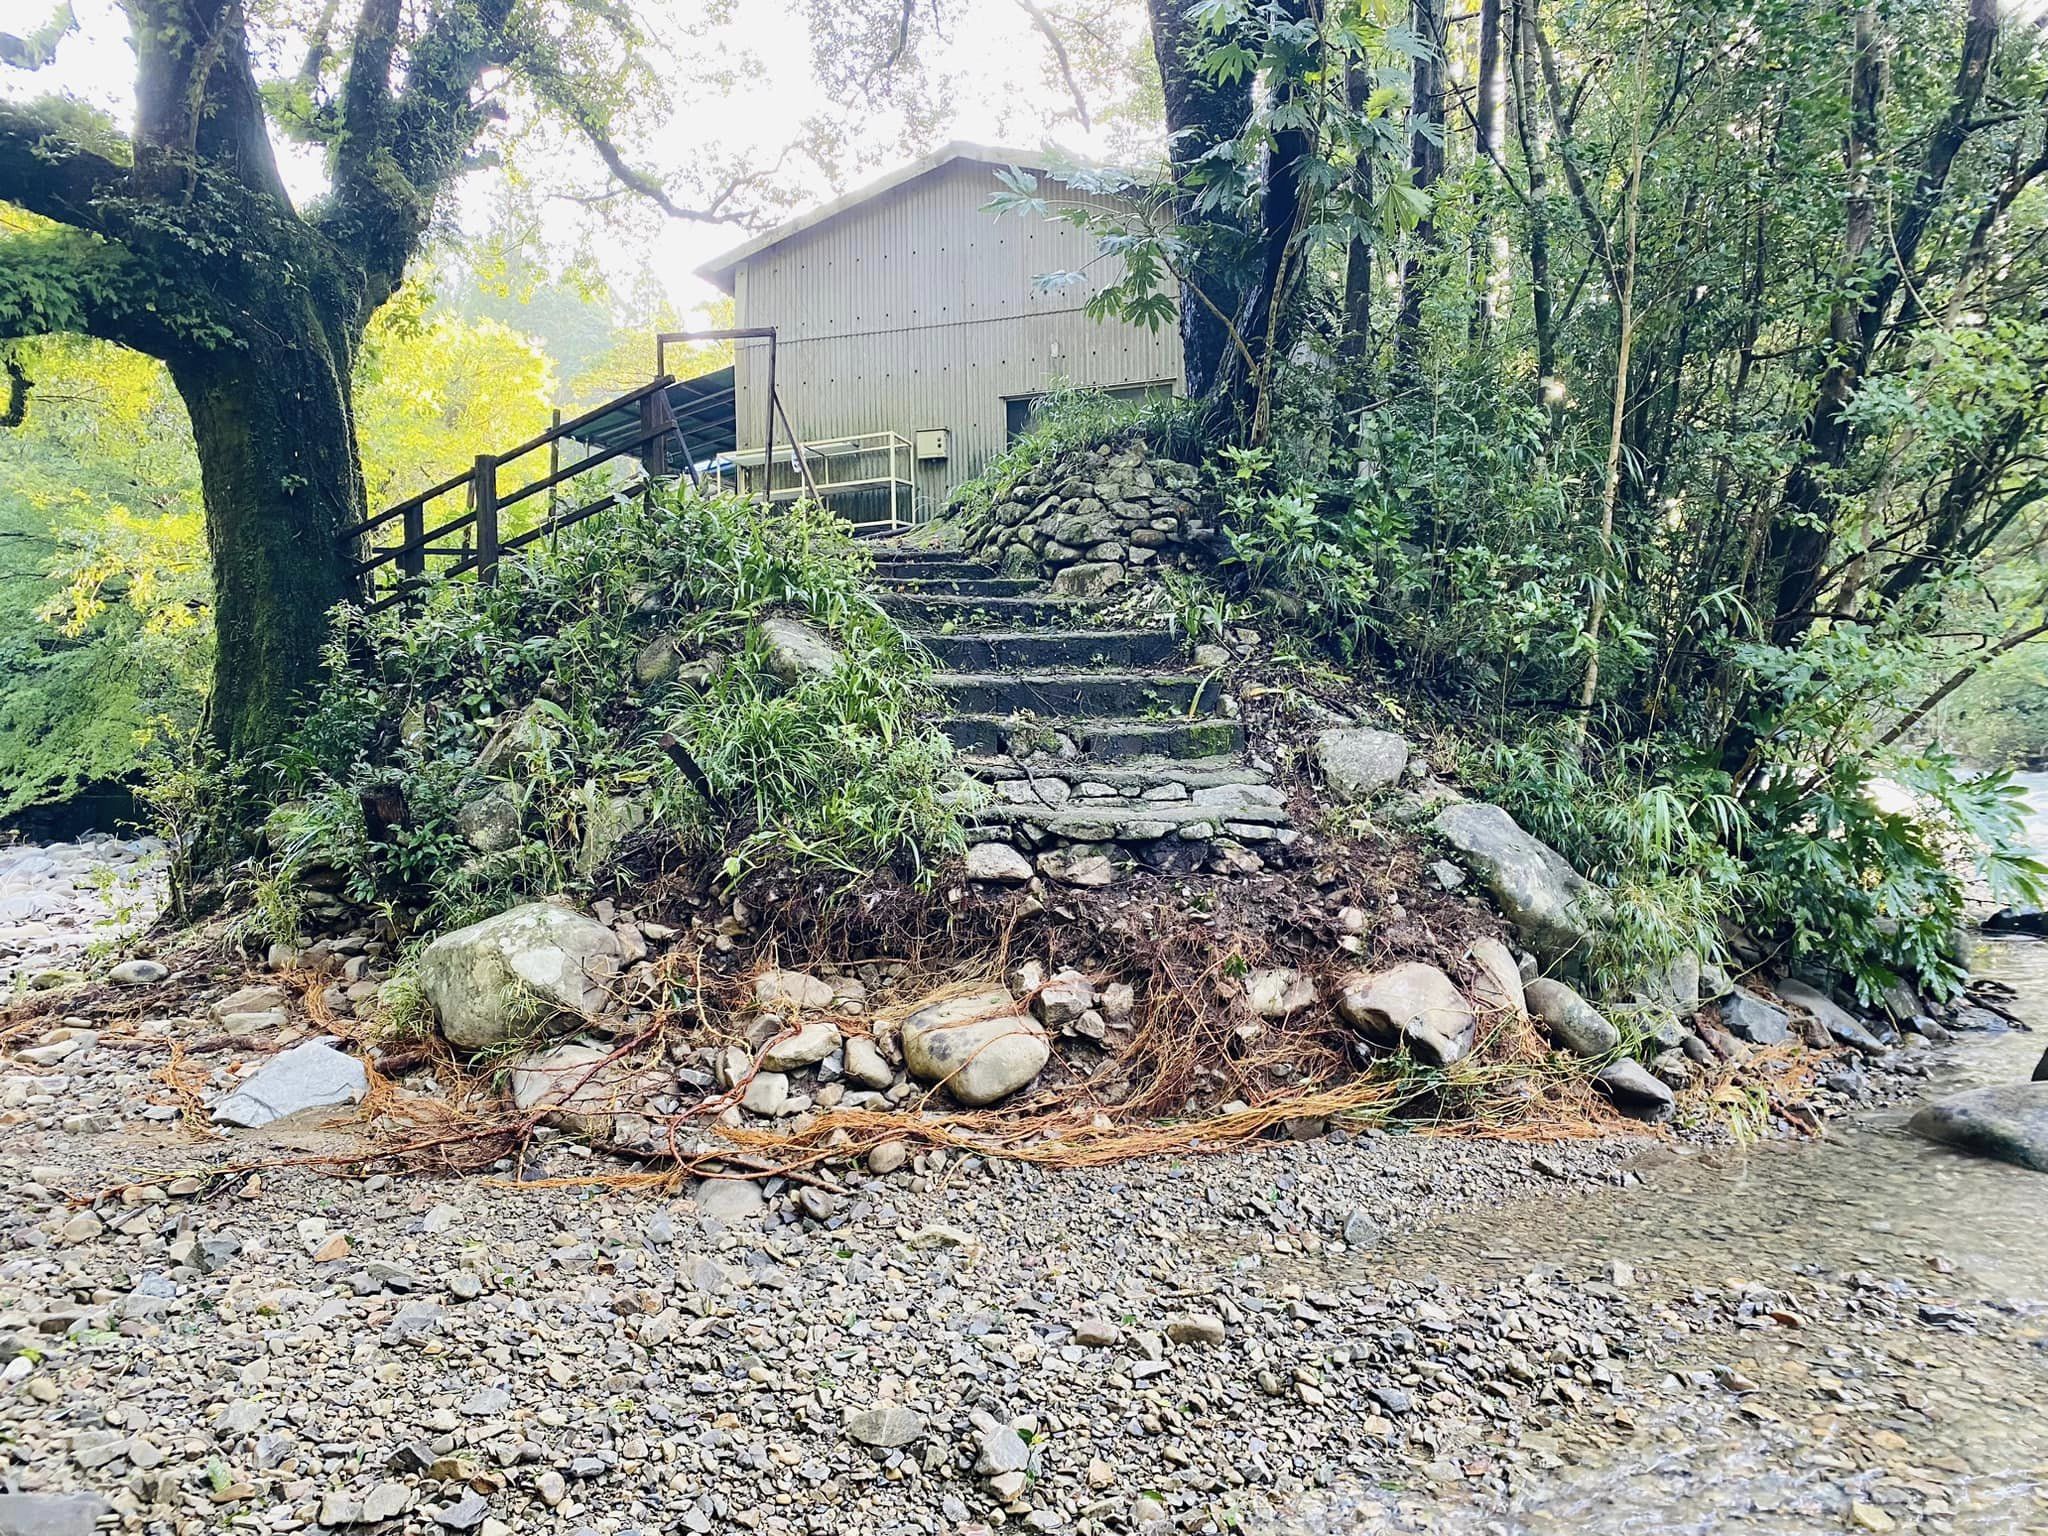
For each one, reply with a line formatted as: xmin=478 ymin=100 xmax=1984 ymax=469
xmin=341 ymin=376 xmax=689 ymax=614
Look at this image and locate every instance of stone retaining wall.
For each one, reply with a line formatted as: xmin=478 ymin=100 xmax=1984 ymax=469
xmin=954 ymin=443 xmax=1226 ymax=595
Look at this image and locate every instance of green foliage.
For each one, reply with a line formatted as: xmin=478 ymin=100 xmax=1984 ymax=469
xmin=1463 ymin=729 xmax=1744 ymax=997
xmin=0 ymin=336 xmax=208 ymax=817
xmin=258 ymin=486 xmax=963 ymax=931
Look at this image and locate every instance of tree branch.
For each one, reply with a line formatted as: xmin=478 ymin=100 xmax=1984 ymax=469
xmin=0 ymin=1 xmax=76 ymax=71
xmin=1014 ymin=0 xmax=1092 ymax=129
xmin=0 ymin=101 xmax=129 ymax=232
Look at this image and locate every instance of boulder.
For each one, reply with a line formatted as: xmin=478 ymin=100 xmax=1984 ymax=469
xmin=1049 ymin=561 xmax=1125 ymax=598
xmin=633 ymin=633 xmax=685 ymax=688
xmin=211 ymin=1041 xmax=368 ymax=1128
xmin=1462 ymin=936 xmax=1525 ymax=1017
xmin=965 ymin=842 xmax=1035 ymax=883
xmin=1337 ymin=962 xmax=1477 ymax=1066
xmin=755 ymin=969 xmax=836 ymax=1012
xmin=1523 ymin=979 xmax=1619 ymax=1059
xmin=1038 ymin=847 xmax=1116 ymax=887
xmin=455 ymin=782 xmax=523 ymax=854
xmin=1431 ymin=803 xmax=1601 ymax=971
xmin=210 ymin=983 xmax=289 ymax=1023
xmin=1311 ymin=727 xmax=1410 ymax=798
xmin=1777 ymin=979 xmax=1887 ymax=1057
xmin=759 ymin=1019 xmax=843 ymax=1072
xmin=0 ymin=1494 xmax=111 ymax=1536
xmin=1719 ymin=987 xmax=1791 ymax=1046
xmin=900 ymin=987 xmax=1050 ymax=1106
xmin=755 ymin=615 xmax=842 ymax=685
xmin=1909 ymin=1084 xmax=2048 ymax=1172
xmin=418 ymin=903 xmax=624 ymax=1049
xmin=843 ymin=1035 xmax=896 ymax=1090
xmin=1245 ymin=967 xmax=1318 ymax=1020
xmin=1594 ymin=1059 xmax=1676 ymax=1122
xmin=109 ymin=959 xmax=168 ymax=986
xmin=508 ymin=1042 xmax=664 ymax=1140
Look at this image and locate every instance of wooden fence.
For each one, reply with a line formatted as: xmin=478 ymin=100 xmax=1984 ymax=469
xmin=339 ymin=375 xmax=686 ymax=614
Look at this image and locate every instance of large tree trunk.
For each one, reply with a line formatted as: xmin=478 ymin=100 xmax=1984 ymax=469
xmin=1148 ymin=0 xmax=1253 ymax=399
xmin=172 ymin=313 xmax=365 ymax=755
xmin=1393 ymin=0 xmax=1447 ymax=377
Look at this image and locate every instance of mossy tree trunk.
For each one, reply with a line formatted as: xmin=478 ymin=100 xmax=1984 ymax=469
xmin=171 ymin=306 xmax=367 ymax=752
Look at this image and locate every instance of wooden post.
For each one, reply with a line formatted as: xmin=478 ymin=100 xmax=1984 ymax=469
xmin=548 ymin=408 xmax=563 ymax=516
xmin=399 ymin=501 xmax=425 ymax=581
xmin=474 ymin=454 xmax=499 ymax=583
xmin=639 ymin=390 xmax=662 ymax=480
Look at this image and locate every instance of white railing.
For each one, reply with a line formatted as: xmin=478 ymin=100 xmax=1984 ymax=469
xmin=707 ymin=431 xmax=924 ymax=534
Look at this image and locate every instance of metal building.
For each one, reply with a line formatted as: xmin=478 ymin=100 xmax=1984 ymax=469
xmin=695 ymin=141 xmax=1184 ymax=528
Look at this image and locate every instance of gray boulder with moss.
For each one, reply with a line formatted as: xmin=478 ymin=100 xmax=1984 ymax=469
xmin=755 ymin=616 xmax=842 ymax=685
xmin=1432 ymin=802 xmax=1603 ymax=972
xmin=419 ymin=903 xmax=625 ymax=1049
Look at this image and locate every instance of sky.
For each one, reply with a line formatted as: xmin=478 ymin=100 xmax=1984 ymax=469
xmin=4 ymin=0 xmax=1156 ymax=319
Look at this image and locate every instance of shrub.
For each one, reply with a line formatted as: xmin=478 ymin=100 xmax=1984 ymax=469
xmin=255 ymin=485 xmax=965 ymax=930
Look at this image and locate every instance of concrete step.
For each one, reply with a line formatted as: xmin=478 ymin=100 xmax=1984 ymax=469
xmin=880 ymin=575 xmax=1038 ymax=597
xmin=879 ymin=593 xmax=1107 ymax=628
xmin=938 ymin=714 xmax=1244 ymax=760
xmin=914 ymin=628 xmax=1183 ymax=671
xmin=932 ymin=670 xmax=1220 ymax=719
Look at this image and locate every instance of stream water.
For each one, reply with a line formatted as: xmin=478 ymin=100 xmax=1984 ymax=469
xmin=1263 ymin=779 xmax=2048 ymax=1535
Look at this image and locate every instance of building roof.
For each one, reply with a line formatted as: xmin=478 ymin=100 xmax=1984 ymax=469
xmin=695 ymin=140 xmax=1052 ymax=293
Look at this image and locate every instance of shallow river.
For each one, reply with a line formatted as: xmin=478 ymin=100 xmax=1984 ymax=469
xmin=1265 ymin=784 xmax=2048 ymax=1534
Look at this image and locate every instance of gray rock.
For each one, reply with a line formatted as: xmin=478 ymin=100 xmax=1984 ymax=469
xmin=0 ymin=1493 xmax=109 ymax=1536
xmin=1595 ymin=1059 xmax=1675 ymax=1122
xmin=1337 ymin=962 xmax=1477 ymax=1066
xmin=755 ymin=615 xmax=842 ymax=685
xmin=1312 ymin=727 xmax=1410 ymax=798
xmin=418 ymin=903 xmax=624 ymax=1049
xmin=507 ymin=1043 xmax=664 ymax=1140
xmin=965 ymin=842 xmax=1035 ymax=883
xmin=1245 ymin=967 xmax=1317 ymax=1019
xmin=454 ymin=782 xmax=523 ymax=854
xmin=437 ymin=1491 xmax=488 ymax=1530
xmin=633 ymin=632 xmax=685 ymax=688
xmin=108 ymin=958 xmax=167 ymax=986
xmin=1341 ymin=1209 xmax=1382 ymax=1247
xmin=846 ymin=1404 xmax=926 ymax=1448
xmin=1719 ymin=987 xmax=1791 ymax=1045
xmin=843 ymin=1035 xmax=895 ymax=1090
xmin=741 ymin=1070 xmax=789 ymax=1116
xmin=755 ymin=969 xmax=835 ymax=1011
xmin=1037 ymin=847 xmax=1116 ymax=887
xmin=211 ymin=1041 xmax=368 ymax=1128
xmin=1778 ymin=979 xmax=1886 ymax=1056
xmin=901 ymin=988 xmax=1049 ymax=1106
xmin=1462 ymin=936 xmax=1525 ymax=1017
xmin=759 ymin=1020 xmax=843 ymax=1072
xmin=694 ymin=1178 xmax=765 ymax=1219
xmin=1432 ymin=802 xmax=1602 ymax=971
xmin=1523 ymin=979 xmax=1619 ymax=1059
xmin=210 ymin=983 xmax=289 ymax=1022
xmin=1909 ymin=1083 xmax=2048 ymax=1171
xmin=1165 ymin=1313 xmax=1227 ymax=1345
xmin=1048 ymin=560 xmax=1125 ymax=597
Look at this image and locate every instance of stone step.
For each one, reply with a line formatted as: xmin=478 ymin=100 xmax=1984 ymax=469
xmin=959 ymin=755 xmax=1268 ymax=793
xmin=939 ymin=714 xmax=1244 ymax=759
xmin=867 ymin=554 xmax=996 ymax=580
xmin=932 ymin=670 xmax=1220 ymax=719
xmin=879 ymin=593 xmax=1108 ymax=628
xmin=880 ymin=575 xmax=1039 ymax=598
xmin=914 ymin=628 xmax=1183 ymax=671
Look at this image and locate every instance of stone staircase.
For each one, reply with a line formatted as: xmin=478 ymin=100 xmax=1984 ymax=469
xmin=870 ymin=546 xmax=1295 ymax=877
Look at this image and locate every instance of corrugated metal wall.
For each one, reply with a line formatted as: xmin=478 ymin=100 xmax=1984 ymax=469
xmin=731 ymin=158 xmax=1185 ymax=513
